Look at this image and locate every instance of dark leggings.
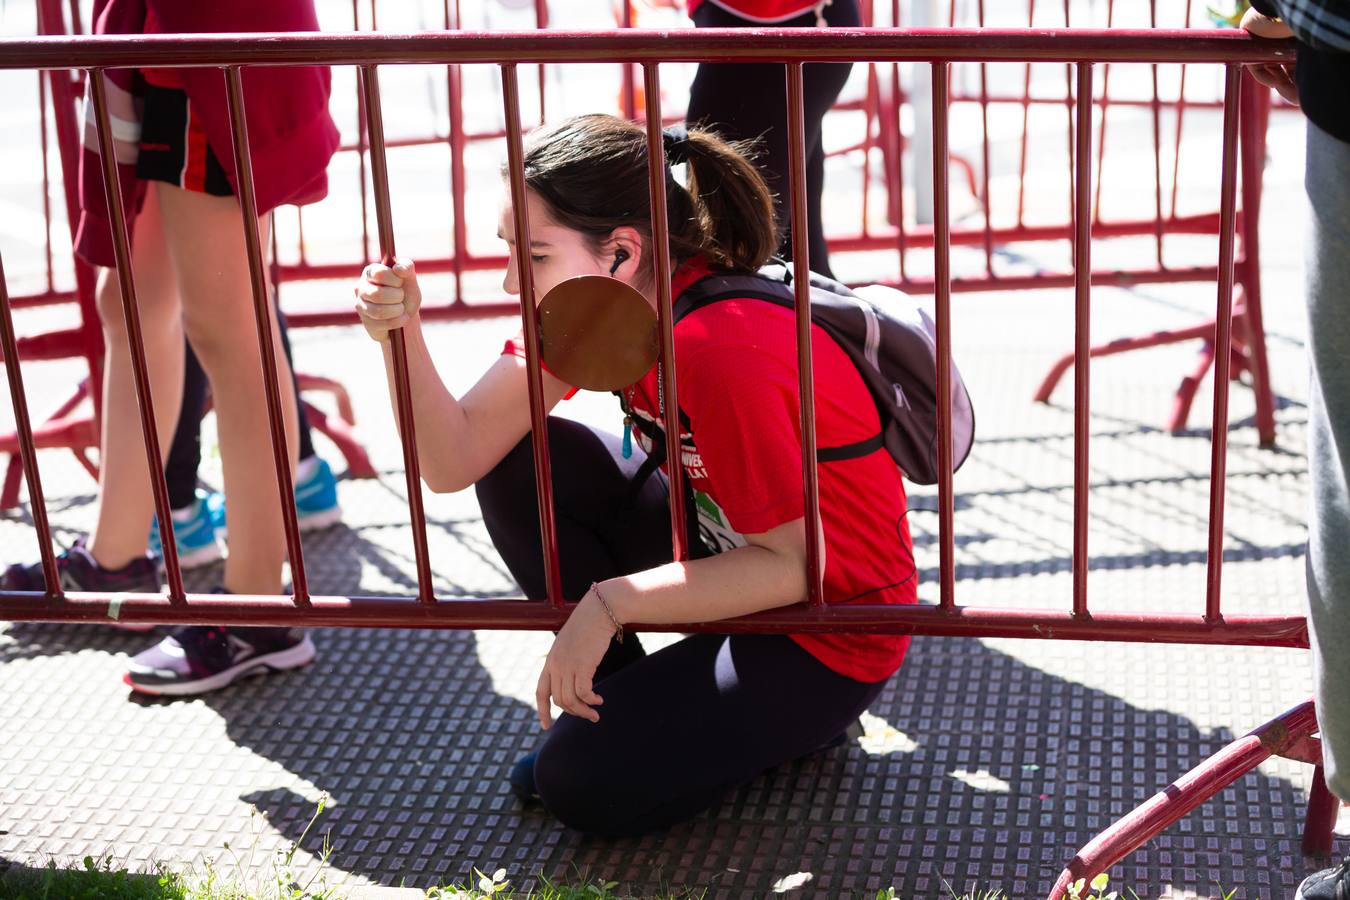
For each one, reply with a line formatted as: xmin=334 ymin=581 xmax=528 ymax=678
xmin=475 ymin=417 xmax=886 ymax=835
xmin=164 ymin=307 xmax=316 ymax=510
xmin=686 ymin=0 xmax=860 ymax=280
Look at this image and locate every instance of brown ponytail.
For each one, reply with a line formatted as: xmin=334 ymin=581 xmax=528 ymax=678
xmin=514 ymin=114 xmax=778 ymax=277
xmin=680 ymin=128 xmax=779 ymax=271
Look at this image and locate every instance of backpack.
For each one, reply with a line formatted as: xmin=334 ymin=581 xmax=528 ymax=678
xmin=660 ymin=262 xmax=976 ymax=485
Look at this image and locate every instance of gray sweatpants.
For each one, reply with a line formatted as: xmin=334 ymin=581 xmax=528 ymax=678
xmin=1305 ymin=121 xmax=1350 ymax=802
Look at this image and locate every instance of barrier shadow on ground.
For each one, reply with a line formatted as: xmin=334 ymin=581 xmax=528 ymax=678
xmin=197 ymin=633 xmax=1337 ymax=899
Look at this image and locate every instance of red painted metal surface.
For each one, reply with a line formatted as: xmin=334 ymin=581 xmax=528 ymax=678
xmin=1204 ymin=67 xmax=1244 ymax=623
xmin=640 ymin=62 xmax=689 ymax=566
xmin=2 ymin=11 xmax=1296 ymax=502
xmin=931 ymin=60 xmax=955 ymax=613
xmin=1071 ymin=63 xmax=1092 ymax=620
xmin=0 ymin=26 xmax=1325 ymax=894
xmin=1048 ymin=700 xmax=1321 ymax=899
xmin=0 ymin=28 xmax=1305 ymax=635
xmin=86 ymin=68 xmax=187 ymax=601
xmin=358 ymin=64 xmax=437 ymax=604
xmin=223 ymin=65 xmax=310 ymax=603
xmin=786 ymin=62 xmax=825 ymax=608
xmin=501 ymin=63 xmax=565 ymax=610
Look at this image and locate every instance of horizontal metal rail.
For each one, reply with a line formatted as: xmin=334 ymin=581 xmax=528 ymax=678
xmin=0 ymin=30 xmax=1303 ymax=652
xmin=0 ymin=29 xmax=1296 ymax=69
xmin=0 ymin=593 xmax=1310 ymax=646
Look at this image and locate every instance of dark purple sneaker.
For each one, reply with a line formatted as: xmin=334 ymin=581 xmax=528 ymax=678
xmin=1296 ymin=858 xmax=1350 ymax=900
xmin=124 ymin=623 xmax=315 ymax=696
xmin=1 ymin=538 xmax=161 ymax=631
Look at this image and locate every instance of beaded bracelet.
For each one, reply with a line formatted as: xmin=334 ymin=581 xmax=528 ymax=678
xmin=591 ymin=581 xmax=624 ymax=643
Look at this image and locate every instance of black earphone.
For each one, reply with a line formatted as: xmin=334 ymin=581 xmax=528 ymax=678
xmin=609 ymin=248 xmax=630 ymax=276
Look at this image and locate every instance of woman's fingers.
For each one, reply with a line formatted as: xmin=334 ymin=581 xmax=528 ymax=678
xmin=575 ymin=674 xmax=604 ymax=710
xmin=362 ymin=263 xmax=402 ymax=287
xmin=1255 ymin=64 xmax=1300 ymax=104
xmin=535 ymin=671 xmax=554 ymax=730
xmin=358 ymin=295 xmax=408 ymax=318
xmin=533 ymin=665 xmax=603 ymax=730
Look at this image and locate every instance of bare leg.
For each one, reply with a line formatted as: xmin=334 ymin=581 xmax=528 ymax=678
xmin=154 ymin=183 xmax=298 ymax=595
xmin=87 ymin=188 xmax=186 ymax=570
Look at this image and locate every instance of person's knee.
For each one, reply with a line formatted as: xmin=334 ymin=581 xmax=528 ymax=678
xmin=475 ymin=433 xmax=534 ymax=514
xmin=533 ymin=721 xmax=645 ymax=836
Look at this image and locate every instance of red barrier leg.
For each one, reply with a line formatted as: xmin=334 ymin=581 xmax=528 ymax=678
xmin=300 ymin=401 xmax=376 ymax=480
xmin=1237 ymin=78 xmax=1277 ymax=447
xmin=1168 ymin=339 xmax=1215 ymax=434
xmin=1303 ymin=764 xmax=1341 ymax=857
xmin=1034 ymin=320 xmax=1217 ymax=404
xmin=1048 ymin=700 xmax=1319 ymax=900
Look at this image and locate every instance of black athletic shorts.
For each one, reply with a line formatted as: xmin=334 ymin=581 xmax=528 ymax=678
xmin=134 ymin=84 xmax=233 ymax=197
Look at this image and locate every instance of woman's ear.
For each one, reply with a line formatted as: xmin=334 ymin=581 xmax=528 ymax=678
xmin=603 ymin=227 xmax=644 ymax=279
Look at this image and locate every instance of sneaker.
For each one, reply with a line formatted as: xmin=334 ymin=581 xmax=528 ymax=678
xmin=148 ymin=489 xmax=224 ymax=570
xmin=124 ymin=622 xmax=316 ymax=696
xmin=1 ymin=538 xmax=161 ymax=632
xmin=293 ymin=456 xmax=341 ymax=532
xmin=208 ymin=457 xmax=342 ymax=536
xmin=508 ymin=751 xmax=540 ymax=803
xmin=1296 ymin=858 xmax=1350 ymax=899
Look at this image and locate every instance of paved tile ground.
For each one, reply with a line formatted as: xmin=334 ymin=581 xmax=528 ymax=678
xmin=2 ymin=5 xmax=1348 ymax=896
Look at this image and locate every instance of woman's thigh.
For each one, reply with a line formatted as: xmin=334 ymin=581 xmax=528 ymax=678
xmin=476 ymin=416 xmax=697 ymax=601
xmin=533 ymin=632 xmax=885 ymax=835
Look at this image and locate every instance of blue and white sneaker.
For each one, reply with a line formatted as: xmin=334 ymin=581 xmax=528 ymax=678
xmin=149 ymin=489 xmax=224 ymax=570
xmin=292 ymin=456 xmax=342 ymax=532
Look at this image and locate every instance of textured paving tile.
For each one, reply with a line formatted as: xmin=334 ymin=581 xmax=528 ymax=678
xmin=0 ymin=26 xmax=1343 ymax=899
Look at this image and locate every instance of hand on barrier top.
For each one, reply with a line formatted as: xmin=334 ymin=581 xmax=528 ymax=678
xmin=1241 ymin=8 xmax=1299 ymax=105
xmin=355 ymin=257 xmax=423 ymax=343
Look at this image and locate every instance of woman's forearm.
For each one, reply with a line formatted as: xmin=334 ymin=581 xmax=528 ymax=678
xmin=602 ymin=542 xmax=809 ymax=627
xmin=380 ymin=319 xmax=472 ymax=492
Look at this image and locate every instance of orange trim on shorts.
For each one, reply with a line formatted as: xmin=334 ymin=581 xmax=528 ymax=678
xmin=183 ymin=103 xmax=209 ymax=193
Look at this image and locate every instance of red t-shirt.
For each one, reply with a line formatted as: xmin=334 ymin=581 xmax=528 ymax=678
xmin=504 ymin=258 xmax=916 ymax=682
xmin=687 ymin=0 xmax=826 ymax=23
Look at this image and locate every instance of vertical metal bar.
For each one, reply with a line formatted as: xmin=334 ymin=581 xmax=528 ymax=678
xmin=1204 ymin=67 xmax=1243 ymax=623
xmin=1071 ymin=63 xmax=1093 ymax=619
xmin=1170 ymin=67 xmax=1189 ymax=221
xmin=642 ymin=63 xmax=689 ymax=563
xmin=358 ymin=65 xmax=437 ymax=605
xmin=1015 ymin=0 xmax=1037 ymax=229
xmin=501 ymin=64 xmax=565 ymax=609
xmin=977 ymin=0 xmax=994 ymax=277
xmin=889 ymin=0 xmax=907 ymax=281
xmin=445 ymin=0 xmax=468 ymax=304
xmin=932 ymin=61 xmax=955 ymax=612
xmin=0 ymin=251 xmax=60 ymax=595
xmin=87 ymin=69 xmax=186 ymax=602
xmin=1170 ymin=0 xmax=1191 ymax=221
xmin=1149 ymin=0 xmax=1164 ymax=266
xmin=353 ymin=0 xmax=372 ymax=265
xmin=1091 ymin=0 xmax=1115 ymax=224
xmin=891 ymin=61 xmax=908 ymax=282
xmin=621 ymin=1 xmax=636 ymax=120
xmin=1238 ymin=80 xmax=1277 ymax=447
xmin=787 ymin=64 xmax=825 ymax=608
xmin=39 ymin=73 xmax=55 ymax=295
xmin=534 ymin=0 xmax=549 ymax=124
xmin=1063 ymin=0 xmax=1075 ymax=252
xmin=222 ymin=66 xmax=309 ymax=603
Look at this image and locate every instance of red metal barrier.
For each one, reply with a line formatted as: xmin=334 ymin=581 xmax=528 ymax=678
xmin=0 ymin=26 xmax=1328 ymax=897
xmin=1 ymin=0 xmax=1292 ymax=510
